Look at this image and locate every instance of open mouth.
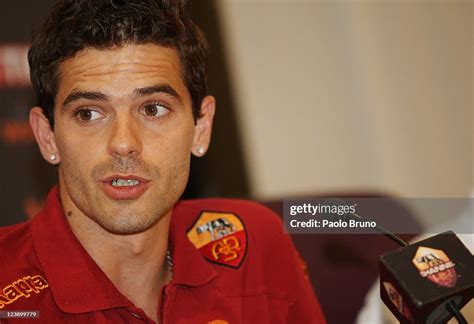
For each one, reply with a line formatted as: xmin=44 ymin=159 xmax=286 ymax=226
xmin=111 ymin=179 xmax=141 ymax=187
xmin=100 ymin=175 xmax=150 ymax=200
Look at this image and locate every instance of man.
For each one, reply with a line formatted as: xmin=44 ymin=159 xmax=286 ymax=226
xmin=0 ymin=0 xmax=326 ymax=323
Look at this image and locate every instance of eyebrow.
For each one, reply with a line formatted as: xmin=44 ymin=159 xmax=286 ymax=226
xmin=61 ymin=84 xmax=183 ymax=109
xmin=62 ymin=90 xmax=108 ymax=108
xmin=133 ymin=84 xmax=183 ymax=103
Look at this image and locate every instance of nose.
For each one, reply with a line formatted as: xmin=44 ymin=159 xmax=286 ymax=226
xmin=107 ymin=114 xmax=143 ymax=158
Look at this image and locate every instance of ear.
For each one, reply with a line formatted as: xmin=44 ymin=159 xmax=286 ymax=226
xmin=29 ymin=107 xmax=61 ymax=165
xmin=192 ymin=95 xmax=216 ymax=157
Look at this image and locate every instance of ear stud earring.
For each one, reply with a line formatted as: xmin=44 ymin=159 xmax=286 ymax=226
xmin=197 ymin=147 xmax=205 ymax=156
xmin=50 ymin=154 xmax=57 ymax=161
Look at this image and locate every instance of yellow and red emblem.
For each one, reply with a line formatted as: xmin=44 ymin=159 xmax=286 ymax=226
xmin=187 ymin=211 xmax=247 ymax=268
xmin=412 ymin=246 xmax=457 ymax=288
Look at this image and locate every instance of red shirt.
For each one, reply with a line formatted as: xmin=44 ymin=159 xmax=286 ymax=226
xmin=0 ymin=187 xmax=326 ymax=323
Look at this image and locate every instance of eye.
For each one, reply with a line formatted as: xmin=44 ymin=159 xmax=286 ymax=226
xmin=141 ymin=103 xmax=170 ymax=117
xmin=75 ymin=108 xmax=103 ymax=122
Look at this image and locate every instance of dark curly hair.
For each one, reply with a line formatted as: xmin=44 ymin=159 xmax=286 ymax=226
xmin=28 ymin=0 xmax=208 ymax=127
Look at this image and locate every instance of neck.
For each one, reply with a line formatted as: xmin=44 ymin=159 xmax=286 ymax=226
xmin=60 ymin=193 xmax=172 ymax=322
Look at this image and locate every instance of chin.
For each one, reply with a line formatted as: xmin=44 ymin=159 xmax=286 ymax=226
xmin=98 ymin=217 xmax=158 ymax=235
xmin=94 ymin=207 xmax=168 ymax=235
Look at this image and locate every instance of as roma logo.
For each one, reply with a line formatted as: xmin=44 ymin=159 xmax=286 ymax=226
xmin=187 ymin=211 xmax=247 ymax=268
xmin=412 ymin=246 xmax=457 ymax=288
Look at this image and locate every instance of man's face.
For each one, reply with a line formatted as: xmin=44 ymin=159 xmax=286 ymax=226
xmin=31 ymin=44 xmax=214 ymax=235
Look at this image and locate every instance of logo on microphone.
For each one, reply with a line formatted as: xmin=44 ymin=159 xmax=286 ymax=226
xmin=412 ymin=246 xmax=457 ymax=288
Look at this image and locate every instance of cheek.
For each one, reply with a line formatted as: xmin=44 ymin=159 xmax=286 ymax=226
xmin=153 ymin=117 xmax=195 ymax=154
xmin=158 ymin=133 xmax=193 ymax=165
xmin=55 ymin=131 xmax=102 ymax=176
xmin=153 ymin=127 xmax=194 ymax=177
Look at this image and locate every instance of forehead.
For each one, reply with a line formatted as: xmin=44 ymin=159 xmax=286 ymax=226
xmin=56 ymin=44 xmax=189 ymax=103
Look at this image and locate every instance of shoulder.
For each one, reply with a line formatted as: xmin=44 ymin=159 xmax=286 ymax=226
xmin=176 ymin=199 xmax=314 ymax=297
xmin=0 ymin=222 xmax=51 ymax=314
xmin=0 ymin=221 xmax=40 ymax=279
xmin=0 ymin=221 xmax=32 ymax=254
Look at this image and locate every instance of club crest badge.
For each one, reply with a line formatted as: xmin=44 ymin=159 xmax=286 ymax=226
xmin=412 ymin=246 xmax=457 ymax=288
xmin=187 ymin=211 xmax=247 ymax=268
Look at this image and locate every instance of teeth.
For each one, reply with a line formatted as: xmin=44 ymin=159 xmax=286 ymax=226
xmin=112 ymin=179 xmax=140 ymax=187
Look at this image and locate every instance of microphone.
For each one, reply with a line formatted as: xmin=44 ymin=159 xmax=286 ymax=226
xmin=324 ymin=198 xmax=474 ymax=323
xmin=380 ymin=231 xmax=473 ymax=324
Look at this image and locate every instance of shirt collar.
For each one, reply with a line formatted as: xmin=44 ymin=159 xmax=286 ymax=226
xmin=31 ymin=186 xmax=129 ymax=313
xmin=31 ymin=186 xmax=218 ymax=314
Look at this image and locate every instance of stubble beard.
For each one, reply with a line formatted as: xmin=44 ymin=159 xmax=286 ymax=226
xmin=60 ymin=155 xmax=185 ymax=235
